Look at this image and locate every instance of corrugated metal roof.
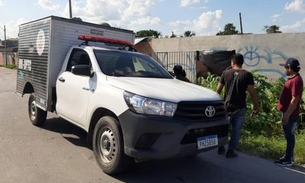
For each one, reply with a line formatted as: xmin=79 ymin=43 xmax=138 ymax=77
xmin=134 ymin=37 xmax=148 ymax=45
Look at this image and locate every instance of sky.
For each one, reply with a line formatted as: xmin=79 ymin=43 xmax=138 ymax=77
xmin=1 ymin=0 xmax=305 ymax=40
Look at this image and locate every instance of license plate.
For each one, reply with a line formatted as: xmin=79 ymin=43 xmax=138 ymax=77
xmin=197 ymin=135 xmax=218 ymax=150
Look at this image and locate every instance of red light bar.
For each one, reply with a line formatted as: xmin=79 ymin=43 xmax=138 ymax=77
xmin=78 ymin=35 xmax=134 ymax=46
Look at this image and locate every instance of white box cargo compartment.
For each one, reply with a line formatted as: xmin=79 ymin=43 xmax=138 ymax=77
xmin=16 ymin=16 xmax=135 ymax=111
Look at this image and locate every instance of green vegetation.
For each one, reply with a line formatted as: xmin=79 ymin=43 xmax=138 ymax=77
xmin=239 ymin=131 xmax=305 ymax=165
xmin=135 ymin=29 xmax=161 ymax=38
xmin=184 ymin=30 xmax=196 ymax=37
xmin=5 ymin=64 xmax=17 ymax=69
xmin=198 ymin=72 xmax=305 ymax=165
xmin=216 ymin=23 xmax=239 ymax=36
xmin=264 ymin=25 xmax=282 ymax=34
xmin=0 ymin=64 xmax=17 ymax=69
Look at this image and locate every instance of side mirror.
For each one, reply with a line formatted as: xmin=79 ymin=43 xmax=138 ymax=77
xmin=71 ymin=65 xmax=91 ymax=77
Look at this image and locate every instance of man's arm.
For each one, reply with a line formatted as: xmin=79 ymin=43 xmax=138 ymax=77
xmin=247 ymin=85 xmax=259 ymax=112
xmin=282 ymin=95 xmax=301 ymax=124
xmin=216 ymin=83 xmax=224 ymax=95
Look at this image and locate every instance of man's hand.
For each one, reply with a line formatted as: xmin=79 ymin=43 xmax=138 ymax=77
xmin=251 ymin=110 xmax=259 ymax=116
xmin=282 ymin=113 xmax=290 ymax=125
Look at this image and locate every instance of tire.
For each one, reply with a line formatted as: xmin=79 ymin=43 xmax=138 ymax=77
xmin=28 ymin=93 xmax=47 ymax=126
xmin=93 ymin=116 xmax=132 ymax=174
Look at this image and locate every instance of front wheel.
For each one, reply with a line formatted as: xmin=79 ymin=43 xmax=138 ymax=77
xmin=93 ymin=116 xmax=132 ymax=174
xmin=28 ymin=93 xmax=47 ymax=126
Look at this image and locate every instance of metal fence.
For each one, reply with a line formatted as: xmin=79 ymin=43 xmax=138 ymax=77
xmin=154 ymin=51 xmax=197 ymax=82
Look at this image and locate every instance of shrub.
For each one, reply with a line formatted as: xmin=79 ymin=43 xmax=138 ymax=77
xmin=5 ymin=64 xmax=17 ymax=69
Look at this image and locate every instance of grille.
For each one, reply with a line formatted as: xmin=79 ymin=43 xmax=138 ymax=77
xmin=181 ymin=124 xmax=229 ymax=145
xmin=174 ymin=101 xmax=225 ymax=121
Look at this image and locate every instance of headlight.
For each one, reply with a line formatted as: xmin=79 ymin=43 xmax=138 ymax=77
xmin=123 ymin=91 xmax=177 ymax=117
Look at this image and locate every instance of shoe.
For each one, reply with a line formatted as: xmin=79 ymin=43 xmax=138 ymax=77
xmin=226 ymin=150 xmax=238 ymax=158
xmin=274 ymin=158 xmax=293 ymax=167
xmin=289 ymin=156 xmax=295 ymax=163
xmin=218 ymin=146 xmax=226 ymax=154
xmin=277 ymin=156 xmax=294 ymax=163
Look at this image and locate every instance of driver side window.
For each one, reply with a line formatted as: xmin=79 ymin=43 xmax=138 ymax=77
xmin=66 ymin=49 xmax=91 ymax=72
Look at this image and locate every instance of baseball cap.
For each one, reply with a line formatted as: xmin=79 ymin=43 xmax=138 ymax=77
xmin=279 ymin=58 xmax=300 ymax=69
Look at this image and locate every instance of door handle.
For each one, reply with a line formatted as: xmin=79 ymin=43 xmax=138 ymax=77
xmin=82 ymin=87 xmax=90 ymax=91
xmin=58 ymin=77 xmax=65 ymax=82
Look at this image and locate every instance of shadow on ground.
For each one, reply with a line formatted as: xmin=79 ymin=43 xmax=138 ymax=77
xmin=41 ymin=116 xmax=90 ymax=149
xmin=113 ymin=156 xmax=221 ymax=183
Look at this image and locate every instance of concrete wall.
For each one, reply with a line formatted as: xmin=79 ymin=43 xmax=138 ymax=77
xmin=150 ymin=33 xmax=305 ymax=80
xmin=0 ymin=51 xmax=18 ymax=66
xmin=0 ymin=52 xmax=18 ymax=66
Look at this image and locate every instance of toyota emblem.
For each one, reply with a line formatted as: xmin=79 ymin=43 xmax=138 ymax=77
xmin=205 ymin=106 xmax=216 ymax=117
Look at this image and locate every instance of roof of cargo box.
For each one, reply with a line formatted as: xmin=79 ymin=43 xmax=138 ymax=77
xmin=19 ymin=15 xmax=135 ymax=34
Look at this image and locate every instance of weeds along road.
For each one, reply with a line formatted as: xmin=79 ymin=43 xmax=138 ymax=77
xmin=0 ymin=67 xmax=305 ymax=183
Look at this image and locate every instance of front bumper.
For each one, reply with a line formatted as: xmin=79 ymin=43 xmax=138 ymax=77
xmin=118 ymin=110 xmax=229 ymax=160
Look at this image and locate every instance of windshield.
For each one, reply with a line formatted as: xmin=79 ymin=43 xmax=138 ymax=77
xmin=94 ymin=50 xmax=173 ymax=78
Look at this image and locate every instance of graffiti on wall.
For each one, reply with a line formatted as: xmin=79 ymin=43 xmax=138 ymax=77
xmin=212 ymin=45 xmax=288 ymax=78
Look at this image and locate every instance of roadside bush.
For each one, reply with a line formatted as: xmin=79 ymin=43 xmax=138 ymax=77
xmin=244 ymin=71 xmax=284 ymax=137
xmin=5 ymin=64 xmax=17 ymax=69
xmin=196 ymin=73 xmax=219 ymax=92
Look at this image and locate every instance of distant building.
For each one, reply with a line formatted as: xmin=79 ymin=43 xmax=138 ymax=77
xmin=134 ymin=37 xmax=154 ymax=57
xmin=0 ymin=38 xmax=18 ymax=65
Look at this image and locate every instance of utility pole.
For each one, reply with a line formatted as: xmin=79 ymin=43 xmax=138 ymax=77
xmin=4 ymin=25 xmax=7 ymax=65
xmin=69 ymin=0 xmax=72 ymax=18
xmin=239 ymin=12 xmax=243 ymax=35
xmin=0 ymin=25 xmax=7 ymax=65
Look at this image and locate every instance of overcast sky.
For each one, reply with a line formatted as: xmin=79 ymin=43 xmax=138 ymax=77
xmin=1 ymin=0 xmax=305 ymax=39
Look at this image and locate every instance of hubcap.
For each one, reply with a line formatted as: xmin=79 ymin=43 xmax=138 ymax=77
xmin=99 ymin=128 xmax=116 ymax=163
xmin=30 ymin=101 xmax=36 ymax=119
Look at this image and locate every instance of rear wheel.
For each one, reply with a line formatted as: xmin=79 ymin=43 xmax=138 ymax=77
xmin=93 ymin=116 xmax=132 ymax=174
xmin=28 ymin=93 xmax=47 ymax=126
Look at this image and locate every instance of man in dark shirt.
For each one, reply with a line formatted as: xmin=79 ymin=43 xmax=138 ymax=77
xmin=216 ymin=53 xmax=259 ymax=158
xmin=173 ymin=65 xmax=191 ymax=82
xmin=275 ymin=58 xmax=303 ymax=167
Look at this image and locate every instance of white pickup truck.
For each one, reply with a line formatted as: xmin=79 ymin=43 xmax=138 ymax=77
xmin=16 ymin=16 xmax=229 ymax=174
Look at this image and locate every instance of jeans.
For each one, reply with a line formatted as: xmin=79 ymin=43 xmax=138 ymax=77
xmin=227 ymin=108 xmax=247 ymax=151
xmin=282 ymin=114 xmax=298 ymax=160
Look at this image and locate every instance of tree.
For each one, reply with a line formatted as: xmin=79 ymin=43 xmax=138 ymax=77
xmin=135 ymin=29 xmax=161 ymax=38
xmin=216 ymin=23 xmax=239 ymax=35
xmin=264 ymin=25 xmax=282 ymax=34
xmin=184 ymin=30 xmax=196 ymax=37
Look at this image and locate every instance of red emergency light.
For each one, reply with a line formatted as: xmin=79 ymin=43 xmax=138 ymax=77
xmin=78 ymin=35 xmax=134 ymax=47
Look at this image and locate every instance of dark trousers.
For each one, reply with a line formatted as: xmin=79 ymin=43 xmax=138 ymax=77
xmin=282 ymin=114 xmax=298 ymax=159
